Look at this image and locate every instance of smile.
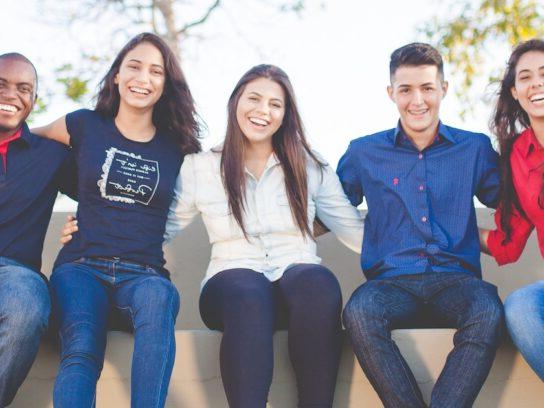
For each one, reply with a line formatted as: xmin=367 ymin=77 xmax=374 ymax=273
xmin=408 ymin=109 xmax=429 ymax=115
xmin=0 ymin=104 xmax=18 ymax=113
xmin=249 ymin=117 xmax=269 ymax=127
xmin=129 ymin=86 xmax=151 ymax=95
xmin=529 ymin=93 xmax=544 ymax=103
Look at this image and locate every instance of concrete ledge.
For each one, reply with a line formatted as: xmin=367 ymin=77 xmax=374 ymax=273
xmin=12 ymin=329 xmax=544 ymax=407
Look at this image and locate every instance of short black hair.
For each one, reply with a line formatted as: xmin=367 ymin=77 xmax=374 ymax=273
xmin=0 ymin=52 xmax=38 ymax=92
xmin=389 ymin=43 xmax=444 ymax=82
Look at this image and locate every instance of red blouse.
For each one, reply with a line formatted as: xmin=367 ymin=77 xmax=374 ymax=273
xmin=488 ymin=127 xmax=544 ymax=265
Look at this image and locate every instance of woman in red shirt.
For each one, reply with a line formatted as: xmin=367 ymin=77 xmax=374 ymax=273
xmin=481 ymin=39 xmax=544 ymax=379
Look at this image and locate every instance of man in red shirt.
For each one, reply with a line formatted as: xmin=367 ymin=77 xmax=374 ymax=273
xmin=0 ymin=53 xmax=74 ymax=406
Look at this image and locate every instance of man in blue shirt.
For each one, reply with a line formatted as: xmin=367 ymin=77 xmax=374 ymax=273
xmin=337 ymin=43 xmax=503 ymax=407
xmin=0 ymin=53 xmax=75 ymax=406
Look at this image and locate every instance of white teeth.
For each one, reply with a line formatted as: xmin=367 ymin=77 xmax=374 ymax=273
xmin=409 ymin=109 xmax=427 ymax=115
xmin=249 ymin=117 xmax=268 ymax=126
xmin=129 ymin=87 xmax=150 ymax=95
xmin=530 ymin=93 xmax=544 ymax=102
xmin=0 ymin=104 xmax=17 ymax=112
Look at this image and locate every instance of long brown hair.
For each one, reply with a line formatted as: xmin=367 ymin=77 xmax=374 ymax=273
xmin=491 ymin=38 xmax=544 ymax=242
xmin=220 ymin=64 xmax=324 ymax=239
xmin=95 ymin=32 xmax=201 ymax=155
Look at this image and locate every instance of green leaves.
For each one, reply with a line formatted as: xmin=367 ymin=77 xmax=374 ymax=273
xmin=423 ymin=0 xmax=544 ymax=117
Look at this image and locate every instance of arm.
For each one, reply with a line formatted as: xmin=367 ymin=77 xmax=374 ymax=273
xmin=479 ymin=228 xmax=490 ymax=254
xmin=164 ymin=154 xmax=200 ymax=243
xmin=314 ymin=162 xmax=364 ymax=253
xmin=32 ymin=116 xmax=70 ymax=146
xmin=487 ymin=205 xmax=535 ymax=265
xmin=475 ymin=137 xmax=500 ymax=208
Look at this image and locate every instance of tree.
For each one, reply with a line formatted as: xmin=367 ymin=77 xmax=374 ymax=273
xmin=33 ymin=0 xmax=319 ymax=114
xmin=423 ymin=0 xmax=544 ymax=117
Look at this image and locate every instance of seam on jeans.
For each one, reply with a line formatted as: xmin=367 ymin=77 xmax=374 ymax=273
xmin=154 ymin=287 xmax=175 ymax=408
xmin=378 ymin=291 xmax=425 ymax=406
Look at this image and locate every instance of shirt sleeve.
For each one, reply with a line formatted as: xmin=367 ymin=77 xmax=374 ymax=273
xmin=65 ymin=109 xmax=90 ymax=151
xmin=314 ymin=162 xmax=364 ymax=254
xmin=475 ymin=136 xmax=500 ymax=208
xmin=487 ymin=205 xmax=535 ymax=265
xmin=164 ymin=154 xmax=200 ymax=243
xmin=56 ymin=149 xmax=78 ymax=200
xmin=336 ymin=141 xmax=364 ymax=207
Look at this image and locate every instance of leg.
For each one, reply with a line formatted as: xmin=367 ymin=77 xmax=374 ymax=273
xmin=114 ymin=274 xmax=180 ymax=408
xmin=504 ymin=281 xmax=544 ymax=380
xmin=278 ymin=264 xmax=342 ymax=408
xmin=0 ymin=265 xmax=50 ymax=406
xmin=342 ymin=279 xmax=425 ymax=408
xmin=428 ymin=275 xmax=504 ymax=408
xmin=199 ymin=269 xmax=275 ymax=408
xmin=50 ymin=262 xmax=110 ymax=408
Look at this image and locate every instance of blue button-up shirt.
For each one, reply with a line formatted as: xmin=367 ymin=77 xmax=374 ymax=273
xmin=337 ymin=122 xmax=500 ymax=280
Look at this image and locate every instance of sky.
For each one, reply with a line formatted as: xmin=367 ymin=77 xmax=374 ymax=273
xmin=2 ymin=0 xmax=496 ymax=209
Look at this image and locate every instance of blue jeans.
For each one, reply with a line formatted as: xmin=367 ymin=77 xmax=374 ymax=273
xmin=0 ymin=257 xmax=50 ymax=407
xmin=50 ymin=257 xmax=180 ymax=408
xmin=504 ymin=280 xmax=544 ymax=380
xmin=343 ymin=272 xmax=504 ymax=408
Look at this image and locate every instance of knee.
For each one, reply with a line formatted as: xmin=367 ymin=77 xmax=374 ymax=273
xmin=0 ymin=275 xmax=50 ymax=338
xmin=59 ymin=323 xmax=105 ymax=372
xmin=284 ymin=265 xmax=342 ymax=309
xmin=504 ymin=283 xmax=543 ymax=330
xmin=466 ymin=296 xmax=505 ymax=344
xmin=342 ymin=288 xmax=380 ymax=331
xmin=133 ymin=277 xmax=180 ymax=319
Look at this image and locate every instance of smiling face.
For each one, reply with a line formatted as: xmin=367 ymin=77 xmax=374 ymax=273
xmin=0 ymin=58 xmax=36 ymax=139
xmin=114 ymin=42 xmax=165 ymax=114
xmin=388 ymin=64 xmax=447 ymax=141
xmin=511 ymin=50 xmax=544 ymax=126
xmin=236 ymin=77 xmax=286 ymax=148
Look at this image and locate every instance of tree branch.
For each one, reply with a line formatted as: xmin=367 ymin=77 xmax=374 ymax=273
xmin=178 ymin=0 xmax=221 ymax=34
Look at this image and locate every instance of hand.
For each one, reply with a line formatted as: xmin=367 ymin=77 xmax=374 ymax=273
xmin=313 ymin=217 xmax=330 ymax=237
xmin=479 ymin=228 xmax=490 ymax=254
xmin=60 ymin=215 xmax=78 ymax=245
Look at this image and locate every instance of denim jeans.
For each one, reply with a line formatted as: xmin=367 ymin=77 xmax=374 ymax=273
xmin=50 ymin=257 xmax=180 ymax=408
xmin=200 ymin=264 xmax=343 ymax=408
xmin=0 ymin=257 xmax=50 ymax=407
xmin=504 ymin=280 xmax=544 ymax=380
xmin=343 ymin=272 xmax=504 ymax=408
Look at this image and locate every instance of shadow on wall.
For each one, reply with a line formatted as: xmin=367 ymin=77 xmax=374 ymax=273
xmin=42 ymin=208 xmax=543 ymax=330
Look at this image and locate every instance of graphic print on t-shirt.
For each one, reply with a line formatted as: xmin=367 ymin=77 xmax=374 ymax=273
xmin=97 ymin=147 xmax=160 ymax=205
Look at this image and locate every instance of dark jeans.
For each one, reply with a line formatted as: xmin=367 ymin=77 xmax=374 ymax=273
xmin=343 ymin=272 xmax=504 ymax=408
xmin=50 ymin=257 xmax=180 ymax=408
xmin=199 ymin=264 xmax=342 ymax=408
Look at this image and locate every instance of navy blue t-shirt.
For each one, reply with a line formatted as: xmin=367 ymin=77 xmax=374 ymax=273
xmin=0 ymin=123 xmax=76 ymax=272
xmin=55 ymin=109 xmax=183 ymax=271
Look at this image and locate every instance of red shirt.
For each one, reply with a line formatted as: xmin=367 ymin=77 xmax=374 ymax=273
xmin=488 ymin=127 xmax=544 ymax=264
xmin=0 ymin=129 xmax=22 ymax=171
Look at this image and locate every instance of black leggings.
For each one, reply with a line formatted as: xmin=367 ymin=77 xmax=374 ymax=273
xmin=199 ymin=264 xmax=343 ymax=408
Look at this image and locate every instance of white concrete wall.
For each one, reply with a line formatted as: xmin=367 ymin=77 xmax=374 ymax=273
xmin=18 ymin=209 xmax=541 ymax=407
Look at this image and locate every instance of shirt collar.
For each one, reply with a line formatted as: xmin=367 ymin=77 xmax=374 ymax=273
xmin=392 ymin=121 xmax=456 ymax=147
xmin=14 ymin=123 xmax=34 ymax=148
xmin=518 ymin=127 xmax=543 ymax=158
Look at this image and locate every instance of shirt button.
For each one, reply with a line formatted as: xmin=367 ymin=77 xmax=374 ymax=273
xmin=418 ymin=153 xmax=423 ymax=159
xmin=421 ymin=216 xmax=427 ymax=222
xmin=419 ymin=185 xmax=424 ymax=191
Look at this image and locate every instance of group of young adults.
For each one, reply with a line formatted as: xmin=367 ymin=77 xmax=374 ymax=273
xmin=0 ymin=31 xmax=542 ymax=408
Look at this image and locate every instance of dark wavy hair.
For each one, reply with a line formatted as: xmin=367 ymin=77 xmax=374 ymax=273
xmin=389 ymin=42 xmax=444 ymax=82
xmin=491 ymin=38 xmax=544 ymax=242
xmin=219 ymin=64 xmax=325 ymax=239
xmin=95 ymin=32 xmax=201 ymax=154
